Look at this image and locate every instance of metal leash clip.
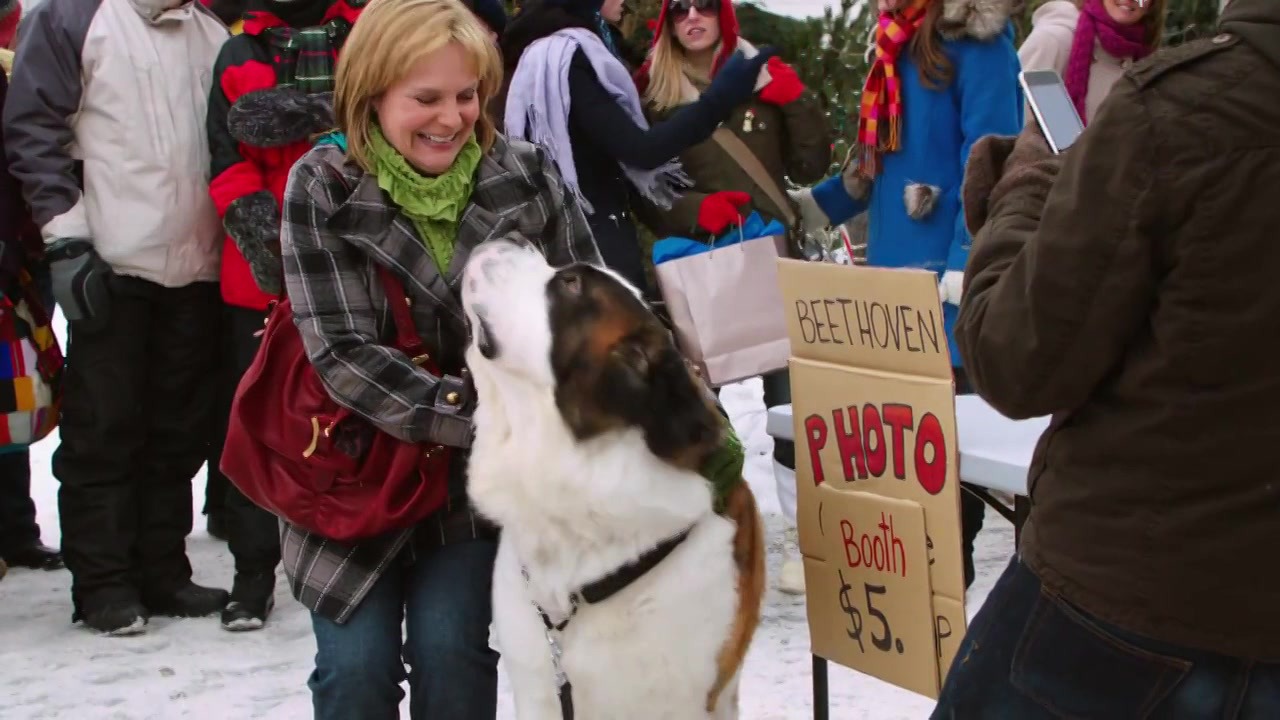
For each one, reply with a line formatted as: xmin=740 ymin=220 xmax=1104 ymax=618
xmin=546 ymin=630 xmax=568 ymax=687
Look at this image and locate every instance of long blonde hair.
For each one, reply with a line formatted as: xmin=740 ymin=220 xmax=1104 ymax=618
xmin=642 ymin=23 xmax=723 ymax=113
xmin=334 ymin=0 xmax=503 ymax=172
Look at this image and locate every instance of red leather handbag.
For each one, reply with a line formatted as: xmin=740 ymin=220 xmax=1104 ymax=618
xmin=219 ymin=265 xmax=451 ymax=543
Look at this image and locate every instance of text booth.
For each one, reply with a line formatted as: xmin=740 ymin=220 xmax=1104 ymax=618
xmin=776 ymin=259 xmax=966 ymax=717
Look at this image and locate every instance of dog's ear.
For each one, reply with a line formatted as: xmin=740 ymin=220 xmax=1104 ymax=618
xmin=600 ymin=331 xmax=722 ymax=468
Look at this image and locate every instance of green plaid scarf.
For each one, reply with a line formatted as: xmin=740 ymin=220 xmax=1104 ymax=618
xmin=266 ymin=19 xmax=351 ymax=94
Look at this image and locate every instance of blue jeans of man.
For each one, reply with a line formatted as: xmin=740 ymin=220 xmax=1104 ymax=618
xmin=309 ymin=537 xmax=500 ymax=720
xmin=932 ymin=555 xmax=1280 ymax=719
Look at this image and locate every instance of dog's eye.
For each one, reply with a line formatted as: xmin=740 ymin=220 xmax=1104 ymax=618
xmin=560 ymin=272 xmax=582 ymax=295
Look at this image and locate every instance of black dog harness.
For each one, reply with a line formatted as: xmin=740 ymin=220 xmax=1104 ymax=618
xmin=525 ymin=526 xmax=695 ymax=720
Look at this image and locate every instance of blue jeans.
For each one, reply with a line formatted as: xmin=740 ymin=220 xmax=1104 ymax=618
xmin=309 ymin=538 xmax=500 ymax=720
xmin=932 ymin=556 xmax=1280 ymax=719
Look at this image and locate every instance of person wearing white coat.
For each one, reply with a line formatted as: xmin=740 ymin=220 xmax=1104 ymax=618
xmin=4 ymin=0 xmax=231 ymax=636
xmin=1017 ymin=0 xmax=1164 ymax=125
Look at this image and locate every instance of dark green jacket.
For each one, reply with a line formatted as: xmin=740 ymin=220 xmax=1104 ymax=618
xmin=636 ymin=53 xmax=833 ymax=253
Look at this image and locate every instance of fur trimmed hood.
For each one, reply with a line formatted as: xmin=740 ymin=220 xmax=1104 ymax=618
xmin=937 ymin=0 xmax=1021 ymax=42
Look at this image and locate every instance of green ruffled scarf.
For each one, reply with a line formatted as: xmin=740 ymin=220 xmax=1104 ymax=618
xmin=703 ymin=418 xmax=746 ymax=514
xmin=368 ymin=125 xmax=482 ymax=271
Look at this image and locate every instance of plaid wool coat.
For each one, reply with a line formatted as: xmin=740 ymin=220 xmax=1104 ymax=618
xmin=277 ymin=134 xmax=601 ymax=623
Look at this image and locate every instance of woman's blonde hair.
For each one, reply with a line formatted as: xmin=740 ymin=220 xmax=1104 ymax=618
xmin=334 ymin=0 xmax=503 ymax=172
xmin=642 ymin=22 xmax=722 ymax=113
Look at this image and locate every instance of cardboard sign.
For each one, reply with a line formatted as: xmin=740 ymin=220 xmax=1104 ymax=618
xmin=810 ymin=490 xmax=938 ymax=697
xmin=777 ymin=259 xmax=966 ymax=699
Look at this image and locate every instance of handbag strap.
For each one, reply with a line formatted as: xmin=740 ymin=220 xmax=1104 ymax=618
xmin=374 ymin=264 xmax=426 ymax=356
xmin=314 ymin=149 xmax=428 ymax=359
xmin=710 ymin=128 xmax=797 ymax=228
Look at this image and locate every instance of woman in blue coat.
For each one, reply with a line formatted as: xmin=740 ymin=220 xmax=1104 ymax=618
xmin=790 ymin=0 xmax=1023 ymax=588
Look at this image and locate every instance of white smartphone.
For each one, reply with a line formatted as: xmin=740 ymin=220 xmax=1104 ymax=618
xmin=1019 ymin=69 xmax=1085 ymax=154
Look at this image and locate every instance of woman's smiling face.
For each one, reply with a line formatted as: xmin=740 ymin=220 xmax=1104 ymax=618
xmin=373 ymin=41 xmax=481 ymax=176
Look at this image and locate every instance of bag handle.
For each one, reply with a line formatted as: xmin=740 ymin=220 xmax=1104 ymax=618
xmin=710 ymin=128 xmax=797 ymax=229
xmin=374 ymin=264 xmax=427 ymax=357
xmin=314 ymin=141 xmax=429 ymax=363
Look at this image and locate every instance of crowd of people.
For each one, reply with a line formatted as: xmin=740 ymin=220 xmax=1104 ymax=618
xmin=0 ymin=0 xmax=1276 ymax=716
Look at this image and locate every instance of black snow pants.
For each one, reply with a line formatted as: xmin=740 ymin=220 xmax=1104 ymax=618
xmin=206 ymin=304 xmax=280 ymax=578
xmin=53 ymin=275 xmax=220 ymax=618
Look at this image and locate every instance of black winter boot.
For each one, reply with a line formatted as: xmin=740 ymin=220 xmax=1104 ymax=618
xmin=221 ymin=572 xmax=275 ymax=632
xmin=84 ymin=601 xmax=148 ymax=636
xmin=144 ymin=582 xmax=230 ymax=618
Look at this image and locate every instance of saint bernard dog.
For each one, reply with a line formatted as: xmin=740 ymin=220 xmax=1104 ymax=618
xmin=461 ymin=238 xmax=766 ymax=719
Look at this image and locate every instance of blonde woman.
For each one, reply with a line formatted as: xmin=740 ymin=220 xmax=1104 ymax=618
xmin=633 ymin=0 xmax=832 ymax=596
xmin=635 ymin=0 xmax=832 ymax=240
xmin=278 ymin=0 xmax=599 ymax=716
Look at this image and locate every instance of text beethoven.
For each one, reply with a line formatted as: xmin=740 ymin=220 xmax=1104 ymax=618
xmin=794 ymin=298 xmax=941 ymax=354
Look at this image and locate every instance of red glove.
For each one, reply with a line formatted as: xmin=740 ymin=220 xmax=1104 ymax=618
xmin=697 ymin=191 xmax=751 ymax=235
xmin=758 ymin=57 xmax=805 ymax=106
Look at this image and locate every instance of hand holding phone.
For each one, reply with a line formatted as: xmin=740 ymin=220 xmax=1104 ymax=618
xmin=1019 ymin=69 xmax=1085 ymax=154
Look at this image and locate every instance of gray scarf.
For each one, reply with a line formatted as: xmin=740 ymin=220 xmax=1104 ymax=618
xmin=503 ymin=27 xmax=688 ymax=215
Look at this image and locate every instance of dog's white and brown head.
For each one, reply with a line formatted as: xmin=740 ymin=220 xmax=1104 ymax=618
xmin=462 ymin=238 xmax=722 ymax=468
xmin=461 ymin=234 xmax=725 ymax=630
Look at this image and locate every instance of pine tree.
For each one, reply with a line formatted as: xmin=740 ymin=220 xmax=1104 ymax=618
xmin=789 ymin=0 xmax=876 ymax=177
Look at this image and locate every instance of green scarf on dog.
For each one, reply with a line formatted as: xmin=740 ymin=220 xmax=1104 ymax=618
xmin=703 ymin=419 xmax=746 ymax=514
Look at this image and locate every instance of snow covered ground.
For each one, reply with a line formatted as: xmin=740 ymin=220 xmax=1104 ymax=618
xmin=0 ymin=309 xmax=1016 ymax=719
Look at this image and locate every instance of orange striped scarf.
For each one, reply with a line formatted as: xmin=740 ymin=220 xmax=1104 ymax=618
xmin=855 ymin=0 xmax=930 ymax=178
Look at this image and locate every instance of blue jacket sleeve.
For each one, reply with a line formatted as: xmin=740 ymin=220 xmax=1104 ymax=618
xmin=948 ymin=27 xmax=1024 ymax=273
xmin=567 ymin=51 xmax=724 ymax=171
xmin=810 ymin=171 xmax=868 ymax=227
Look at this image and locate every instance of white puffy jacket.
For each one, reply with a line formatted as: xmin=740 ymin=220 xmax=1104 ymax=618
xmin=4 ymin=0 xmax=228 ymax=287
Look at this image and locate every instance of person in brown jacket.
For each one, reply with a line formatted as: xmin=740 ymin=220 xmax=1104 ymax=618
xmin=934 ymin=0 xmax=1280 ymax=715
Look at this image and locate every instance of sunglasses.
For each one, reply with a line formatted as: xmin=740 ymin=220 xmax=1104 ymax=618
xmin=667 ymin=0 xmax=720 ymax=21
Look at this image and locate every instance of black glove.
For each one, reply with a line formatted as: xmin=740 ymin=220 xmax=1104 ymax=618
xmin=702 ymin=47 xmax=779 ymax=112
xmin=46 ymin=238 xmax=112 ymax=333
xmin=224 ymin=190 xmax=283 ymax=296
xmin=227 ymin=87 xmax=335 ymax=148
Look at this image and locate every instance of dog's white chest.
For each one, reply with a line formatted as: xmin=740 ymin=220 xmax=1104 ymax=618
xmin=492 ymin=522 xmax=741 ymax=719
